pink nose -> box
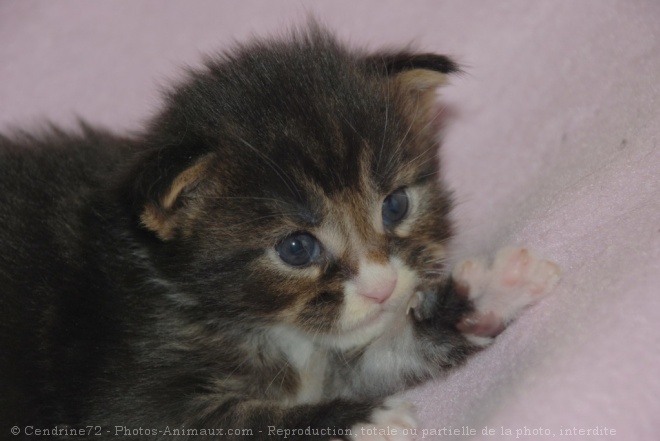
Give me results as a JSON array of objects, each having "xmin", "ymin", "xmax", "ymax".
[{"xmin": 358, "ymin": 274, "xmax": 397, "ymax": 304}]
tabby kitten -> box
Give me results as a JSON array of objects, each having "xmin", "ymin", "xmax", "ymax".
[{"xmin": 0, "ymin": 26, "xmax": 559, "ymax": 440}]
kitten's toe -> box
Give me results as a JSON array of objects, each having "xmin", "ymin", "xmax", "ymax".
[
  {"xmin": 455, "ymin": 246, "xmax": 561, "ymax": 338},
  {"xmin": 528, "ymin": 258, "xmax": 561, "ymax": 296},
  {"xmin": 350, "ymin": 397, "xmax": 417, "ymax": 441},
  {"xmin": 456, "ymin": 311, "xmax": 505, "ymax": 337},
  {"xmin": 452, "ymin": 258, "xmax": 488, "ymax": 299},
  {"xmin": 492, "ymin": 247, "xmax": 560, "ymax": 300}
]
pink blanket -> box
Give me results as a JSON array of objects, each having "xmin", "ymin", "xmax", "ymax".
[{"xmin": 2, "ymin": 1, "xmax": 658, "ymax": 439}]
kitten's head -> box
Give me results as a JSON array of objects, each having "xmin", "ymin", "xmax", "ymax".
[{"xmin": 129, "ymin": 27, "xmax": 458, "ymax": 349}]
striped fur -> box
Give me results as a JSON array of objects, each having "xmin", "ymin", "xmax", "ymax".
[{"xmin": 0, "ymin": 26, "xmax": 485, "ymax": 440}]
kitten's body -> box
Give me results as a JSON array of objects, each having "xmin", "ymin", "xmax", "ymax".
[{"xmin": 0, "ymin": 27, "xmax": 559, "ymax": 440}]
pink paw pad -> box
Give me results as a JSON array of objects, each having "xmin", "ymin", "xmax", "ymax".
[{"xmin": 453, "ymin": 247, "xmax": 560, "ymax": 338}]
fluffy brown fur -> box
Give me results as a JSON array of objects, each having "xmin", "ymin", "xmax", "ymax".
[{"xmin": 0, "ymin": 25, "xmax": 515, "ymax": 440}]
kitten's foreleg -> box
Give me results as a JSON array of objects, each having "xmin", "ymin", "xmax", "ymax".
[
  {"xmin": 405, "ymin": 246, "xmax": 560, "ymax": 377},
  {"xmin": 190, "ymin": 397, "xmax": 412, "ymax": 441},
  {"xmin": 450, "ymin": 246, "xmax": 560, "ymax": 343}
]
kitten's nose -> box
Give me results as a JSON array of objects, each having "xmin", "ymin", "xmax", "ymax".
[{"xmin": 356, "ymin": 263, "xmax": 398, "ymax": 304}]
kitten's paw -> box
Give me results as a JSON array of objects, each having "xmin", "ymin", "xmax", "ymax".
[
  {"xmin": 349, "ymin": 397, "xmax": 417, "ymax": 441},
  {"xmin": 454, "ymin": 247, "xmax": 560, "ymax": 338}
]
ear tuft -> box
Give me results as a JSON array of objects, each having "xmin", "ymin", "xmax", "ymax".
[{"xmin": 367, "ymin": 51, "xmax": 460, "ymax": 114}]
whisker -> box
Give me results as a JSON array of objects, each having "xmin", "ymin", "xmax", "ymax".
[
  {"xmin": 415, "ymin": 170, "xmax": 441, "ymax": 180},
  {"xmin": 236, "ymin": 136, "xmax": 302, "ymax": 200},
  {"xmin": 226, "ymin": 212, "xmax": 301, "ymax": 228},
  {"xmin": 384, "ymin": 98, "xmax": 423, "ymax": 174},
  {"xmin": 264, "ymin": 362, "xmax": 289, "ymax": 395},
  {"xmin": 197, "ymin": 195, "xmax": 289, "ymax": 205},
  {"xmin": 401, "ymin": 143, "xmax": 438, "ymax": 173},
  {"xmin": 338, "ymin": 111, "xmax": 367, "ymax": 145},
  {"xmin": 376, "ymin": 60, "xmax": 391, "ymax": 174},
  {"xmin": 407, "ymin": 102, "xmax": 449, "ymax": 145},
  {"xmin": 222, "ymin": 356, "xmax": 250, "ymax": 383},
  {"xmin": 311, "ymin": 319, "xmax": 326, "ymax": 347}
]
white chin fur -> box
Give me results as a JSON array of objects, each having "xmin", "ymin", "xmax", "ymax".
[{"xmin": 328, "ymin": 257, "xmax": 418, "ymax": 350}]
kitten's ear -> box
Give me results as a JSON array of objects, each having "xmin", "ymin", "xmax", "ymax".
[
  {"xmin": 367, "ymin": 51, "xmax": 460, "ymax": 110},
  {"xmin": 132, "ymin": 149, "xmax": 215, "ymax": 241},
  {"xmin": 367, "ymin": 51, "xmax": 460, "ymax": 78}
]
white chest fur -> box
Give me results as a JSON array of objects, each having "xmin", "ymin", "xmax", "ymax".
[{"xmin": 268, "ymin": 325, "xmax": 327, "ymax": 405}]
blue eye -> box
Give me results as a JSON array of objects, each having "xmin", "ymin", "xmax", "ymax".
[
  {"xmin": 276, "ymin": 233, "xmax": 320, "ymax": 266},
  {"xmin": 382, "ymin": 188, "xmax": 409, "ymax": 226}
]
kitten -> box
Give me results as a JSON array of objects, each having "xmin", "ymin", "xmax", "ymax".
[{"xmin": 0, "ymin": 26, "xmax": 560, "ymax": 440}]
